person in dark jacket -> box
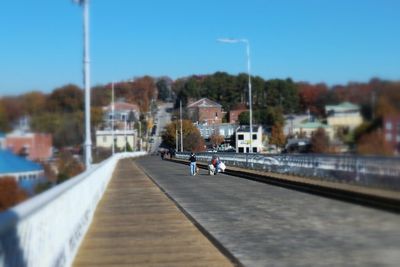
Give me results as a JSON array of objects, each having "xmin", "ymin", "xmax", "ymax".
[{"xmin": 189, "ymin": 152, "xmax": 197, "ymax": 176}]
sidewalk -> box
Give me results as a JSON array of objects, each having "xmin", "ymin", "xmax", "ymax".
[{"xmin": 74, "ymin": 158, "xmax": 233, "ymax": 267}]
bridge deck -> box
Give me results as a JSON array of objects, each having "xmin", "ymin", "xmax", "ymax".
[{"xmin": 73, "ymin": 159, "xmax": 232, "ymax": 267}]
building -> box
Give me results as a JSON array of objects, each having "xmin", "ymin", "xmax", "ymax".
[
  {"xmin": 325, "ymin": 102, "xmax": 363, "ymax": 132},
  {"xmin": 229, "ymin": 107, "xmax": 248, "ymax": 124},
  {"xmin": 235, "ymin": 125, "xmax": 263, "ymax": 153},
  {"xmin": 187, "ymin": 98, "xmax": 223, "ymax": 124},
  {"xmin": 196, "ymin": 123, "xmax": 237, "ymax": 140},
  {"xmin": 292, "ymin": 121, "xmax": 334, "ymax": 140},
  {"xmin": 383, "ymin": 115, "xmax": 400, "ymax": 154},
  {"xmin": 96, "ymin": 129, "xmax": 138, "ymax": 151},
  {"xmin": 5, "ymin": 132, "xmax": 53, "ymax": 161},
  {"xmin": 103, "ymin": 101, "xmax": 140, "ymax": 130},
  {"xmin": 0, "ymin": 149, "xmax": 44, "ymax": 182}
]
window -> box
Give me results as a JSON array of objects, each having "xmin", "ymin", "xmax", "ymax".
[
  {"xmin": 386, "ymin": 121, "xmax": 392, "ymax": 130},
  {"xmin": 397, "ymin": 135, "xmax": 400, "ymax": 142},
  {"xmin": 252, "ymin": 134, "xmax": 257, "ymax": 140},
  {"xmin": 386, "ymin": 133, "xmax": 392, "ymax": 141},
  {"xmin": 253, "ymin": 147, "xmax": 257, "ymax": 153},
  {"xmin": 239, "ymin": 147, "xmax": 244, "ymax": 153},
  {"xmin": 238, "ymin": 134, "xmax": 244, "ymax": 140},
  {"xmin": 246, "ymin": 147, "xmax": 249, "ymax": 153}
]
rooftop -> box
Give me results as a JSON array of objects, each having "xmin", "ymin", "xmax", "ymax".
[
  {"xmin": 187, "ymin": 98, "xmax": 221, "ymax": 108},
  {"xmin": 0, "ymin": 149, "xmax": 43, "ymax": 174},
  {"xmin": 325, "ymin": 102, "xmax": 360, "ymax": 112}
]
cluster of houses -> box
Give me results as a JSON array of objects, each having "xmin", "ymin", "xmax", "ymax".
[
  {"xmin": 185, "ymin": 98, "xmax": 400, "ymax": 155},
  {"xmin": 0, "ymin": 119, "xmax": 52, "ymax": 187}
]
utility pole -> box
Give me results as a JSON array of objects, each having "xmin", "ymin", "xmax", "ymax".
[
  {"xmin": 74, "ymin": 0, "xmax": 92, "ymax": 168},
  {"xmin": 111, "ymin": 82, "xmax": 115, "ymax": 155},
  {"xmin": 180, "ymin": 100, "xmax": 183, "ymax": 152}
]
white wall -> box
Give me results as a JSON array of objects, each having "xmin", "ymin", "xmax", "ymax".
[{"xmin": 0, "ymin": 152, "xmax": 146, "ymax": 267}]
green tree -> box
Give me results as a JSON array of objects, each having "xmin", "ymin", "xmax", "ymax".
[
  {"xmin": 238, "ymin": 111, "xmax": 250, "ymax": 125},
  {"xmin": 156, "ymin": 78, "xmax": 171, "ymax": 101}
]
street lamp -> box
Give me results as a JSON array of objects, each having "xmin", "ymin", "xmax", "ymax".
[
  {"xmin": 74, "ymin": 0, "xmax": 92, "ymax": 167},
  {"xmin": 217, "ymin": 38, "xmax": 253, "ymax": 153}
]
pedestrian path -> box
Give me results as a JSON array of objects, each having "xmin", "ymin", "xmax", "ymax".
[{"xmin": 73, "ymin": 158, "xmax": 233, "ymax": 267}]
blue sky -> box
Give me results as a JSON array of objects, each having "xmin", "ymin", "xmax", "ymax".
[{"xmin": 0, "ymin": 0, "xmax": 399, "ymax": 96}]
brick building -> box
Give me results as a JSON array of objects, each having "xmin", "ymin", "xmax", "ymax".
[
  {"xmin": 187, "ymin": 98, "xmax": 223, "ymax": 124},
  {"xmin": 5, "ymin": 132, "xmax": 53, "ymax": 161},
  {"xmin": 229, "ymin": 108, "xmax": 248, "ymax": 124},
  {"xmin": 383, "ymin": 115, "xmax": 400, "ymax": 154}
]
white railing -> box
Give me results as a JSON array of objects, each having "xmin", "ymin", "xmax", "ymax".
[{"xmin": 0, "ymin": 152, "xmax": 146, "ymax": 267}]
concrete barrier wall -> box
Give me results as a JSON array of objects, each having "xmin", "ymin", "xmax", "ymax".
[{"xmin": 0, "ymin": 152, "xmax": 146, "ymax": 267}]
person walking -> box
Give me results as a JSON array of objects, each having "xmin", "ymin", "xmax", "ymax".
[{"xmin": 189, "ymin": 152, "xmax": 197, "ymax": 176}]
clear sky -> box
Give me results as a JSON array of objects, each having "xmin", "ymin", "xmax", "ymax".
[{"xmin": 0, "ymin": 0, "xmax": 399, "ymax": 96}]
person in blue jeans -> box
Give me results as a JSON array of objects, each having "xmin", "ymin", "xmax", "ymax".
[{"xmin": 189, "ymin": 152, "xmax": 197, "ymax": 176}]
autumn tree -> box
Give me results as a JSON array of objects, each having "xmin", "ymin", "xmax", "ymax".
[
  {"xmin": 356, "ymin": 131, "xmax": 393, "ymax": 156},
  {"xmin": 0, "ymin": 101, "xmax": 10, "ymax": 132},
  {"xmin": 46, "ymin": 84, "xmax": 83, "ymax": 113},
  {"xmin": 162, "ymin": 120, "xmax": 205, "ymax": 152},
  {"xmin": 22, "ymin": 91, "xmax": 46, "ymax": 115},
  {"xmin": 269, "ymin": 123, "xmax": 286, "ymax": 148},
  {"xmin": 210, "ymin": 133, "xmax": 224, "ymax": 148},
  {"xmin": 0, "ymin": 177, "xmax": 28, "ymax": 211},
  {"xmin": 297, "ymin": 82, "xmax": 329, "ymax": 116},
  {"xmin": 310, "ymin": 128, "xmax": 330, "ymax": 153},
  {"xmin": 57, "ymin": 150, "xmax": 85, "ymax": 183}
]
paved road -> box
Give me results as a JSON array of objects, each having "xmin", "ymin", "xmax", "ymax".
[
  {"xmin": 136, "ymin": 156, "xmax": 400, "ymax": 267},
  {"xmin": 150, "ymin": 102, "xmax": 173, "ymax": 153}
]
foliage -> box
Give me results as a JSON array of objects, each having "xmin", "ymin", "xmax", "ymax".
[
  {"xmin": 0, "ymin": 177, "xmax": 28, "ymax": 211},
  {"xmin": 356, "ymin": 131, "xmax": 393, "ymax": 156},
  {"xmin": 162, "ymin": 120, "xmax": 205, "ymax": 152},
  {"xmin": 210, "ymin": 134, "xmax": 224, "ymax": 148},
  {"xmin": 0, "ymin": 101, "xmax": 10, "ymax": 132},
  {"xmin": 269, "ymin": 123, "xmax": 286, "ymax": 148},
  {"xmin": 238, "ymin": 111, "xmax": 249, "ymax": 125},
  {"xmin": 172, "ymin": 73, "xmax": 300, "ymax": 114},
  {"xmin": 34, "ymin": 182, "xmax": 53, "ymax": 195},
  {"xmin": 156, "ymin": 78, "xmax": 171, "ymax": 101},
  {"xmin": 46, "ymin": 84, "xmax": 83, "ymax": 113},
  {"xmin": 57, "ymin": 151, "xmax": 85, "ymax": 184},
  {"xmin": 310, "ymin": 128, "xmax": 330, "ymax": 153}
]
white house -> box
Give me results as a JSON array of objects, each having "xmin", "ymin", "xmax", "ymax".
[
  {"xmin": 103, "ymin": 101, "xmax": 140, "ymax": 130},
  {"xmin": 325, "ymin": 102, "xmax": 363, "ymax": 131},
  {"xmin": 235, "ymin": 125, "xmax": 263, "ymax": 153},
  {"xmin": 292, "ymin": 121, "xmax": 335, "ymax": 140},
  {"xmin": 96, "ymin": 129, "xmax": 137, "ymax": 151}
]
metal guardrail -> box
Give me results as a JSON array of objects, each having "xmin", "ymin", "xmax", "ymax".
[{"xmin": 175, "ymin": 152, "xmax": 400, "ymax": 191}]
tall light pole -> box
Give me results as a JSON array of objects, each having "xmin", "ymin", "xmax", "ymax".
[
  {"xmin": 180, "ymin": 100, "xmax": 183, "ymax": 152},
  {"xmin": 74, "ymin": 0, "xmax": 92, "ymax": 167},
  {"xmin": 217, "ymin": 38, "xmax": 253, "ymax": 153},
  {"xmin": 111, "ymin": 82, "xmax": 115, "ymax": 155}
]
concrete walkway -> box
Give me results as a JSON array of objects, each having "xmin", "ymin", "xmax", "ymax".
[
  {"xmin": 73, "ymin": 159, "xmax": 233, "ymax": 267},
  {"xmin": 136, "ymin": 156, "xmax": 400, "ymax": 267}
]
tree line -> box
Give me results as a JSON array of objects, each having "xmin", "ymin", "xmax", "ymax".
[{"xmin": 0, "ymin": 76, "xmax": 158, "ymax": 149}]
